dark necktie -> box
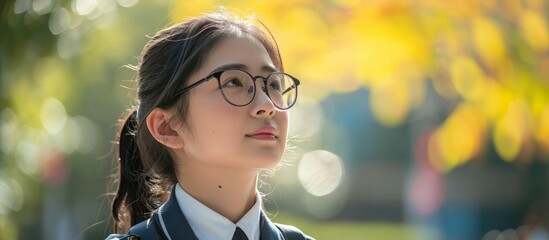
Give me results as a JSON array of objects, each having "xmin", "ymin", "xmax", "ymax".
[{"xmin": 232, "ymin": 226, "xmax": 249, "ymax": 240}]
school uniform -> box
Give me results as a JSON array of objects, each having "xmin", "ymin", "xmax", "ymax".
[{"xmin": 106, "ymin": 184, "xmax": 313, "ymax": 240}]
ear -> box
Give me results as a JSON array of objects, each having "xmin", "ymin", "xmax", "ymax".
[{"xmin": 146, "ymin": 108, "xmax": 184, "ymax": 149}]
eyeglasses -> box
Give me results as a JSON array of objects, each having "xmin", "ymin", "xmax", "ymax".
[{"xmin": 173, "ymin": 69, "xmax": 300, "ymax": 110}]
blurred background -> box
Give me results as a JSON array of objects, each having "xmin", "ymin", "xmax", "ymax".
[{"xmin": 1, "ymin": 0, "xmax": 549, "ymax": 239}]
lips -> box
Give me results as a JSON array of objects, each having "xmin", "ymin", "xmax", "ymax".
[{"xmin": 246, "ymin": 126, "xmax": 278, "ymax": 140}]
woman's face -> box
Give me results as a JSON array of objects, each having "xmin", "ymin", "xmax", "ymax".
[{"xmin": 174, "ymin": 35, "xmax": 288, "ymax": 171}]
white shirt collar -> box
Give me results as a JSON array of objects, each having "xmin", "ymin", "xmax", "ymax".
[{"xmin": 175, "ymin": 183, "xmax": 261, "ymax": 240}]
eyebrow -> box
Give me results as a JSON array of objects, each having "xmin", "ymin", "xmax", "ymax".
[{"xmin": 209, "ymin": 63, "xmax": 278, "ymax": 74}]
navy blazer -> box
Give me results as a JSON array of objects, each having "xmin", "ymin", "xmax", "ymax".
[{"xmin": 106, "ymin": 189, "xmax": 314, "ymax": 240}]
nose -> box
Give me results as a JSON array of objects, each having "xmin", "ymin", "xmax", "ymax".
[{"xmin": 250, "ymin": 82, "xmax": 275, "ymax": 119}]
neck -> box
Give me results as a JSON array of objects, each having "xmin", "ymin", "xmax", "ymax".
[{"xmin": 176, "ymin": 161, "xmax": 259, "ymax": 223}]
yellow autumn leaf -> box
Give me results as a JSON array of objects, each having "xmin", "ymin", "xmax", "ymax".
[
  {"xmin": 449, "ymin": 57, "xmax": 486, "ymax": 102},
  {"xmin": 370, "ymin": 77, "xmax": 411, "ymax": 127},
  {"xmin": 493, "ymin": 101, "xmax": 530, "ymax": 161},
  {"xmin": 479, "ymin": 80, "xmax": 514, "ymax": 122},
  {"xmin": 537, "ymin": 104, "xmax": 549, "ymax": 150},
  {"xmin": 471, "ymin": 16, "xmax": 506, "ymax": 69},
  {"xmin": 436, "ymin": 104, "xmax": 485, "ymax": 170},
  {"xmin": 519, "ymin": 9, "xmax": 549, "ymax": 51}
]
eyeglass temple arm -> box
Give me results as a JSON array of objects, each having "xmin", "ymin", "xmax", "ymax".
[
  {"xmin": 281, "ymin": 79, "xmax": 300, "ymax": 95},
  {"xmin": 282, "ymin": 85, "xmax": 296, "ymax": 95},
  {"xmin": 173, "ymin": 75, "xmax": 214, "ymax": 97}
]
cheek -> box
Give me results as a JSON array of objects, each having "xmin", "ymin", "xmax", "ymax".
[
  {"xmin": 182, "ymin": 106, "xmax": 243, "ymax": 159},
  {"xmin": 193, "ymin": 92, "xmax": 238, "ymax": 127},
  {"xmin": 199, "ymin": 105, "xmax": 244, "ymax": 140}
]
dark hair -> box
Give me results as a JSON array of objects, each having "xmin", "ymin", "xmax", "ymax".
[{"xmin": 110, "ymin": 10, "xmax": 283, "ymax": 233}]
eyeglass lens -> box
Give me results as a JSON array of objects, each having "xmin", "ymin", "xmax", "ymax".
[{"xmin": 218, "ymin": 70, "xmax": 297, "ymax": 109}]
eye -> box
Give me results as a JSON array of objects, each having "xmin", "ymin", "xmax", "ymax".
[
  {"xmin": 268, "ymin": 78, "xmax": 282, "ymax": 91},
  {"xmin": 222, "ymin": 77, "xmax": 245, "ymax": 88},
  {"xmin": 269, "ymin": 81, "xmax": 280, "ymax": 91}
]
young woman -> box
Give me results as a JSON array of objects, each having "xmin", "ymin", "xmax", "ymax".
[{"xmin": 106, "ymin": 10, "xmax": 313, "ymax": 240}]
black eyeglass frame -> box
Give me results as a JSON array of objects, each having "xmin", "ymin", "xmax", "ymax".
[{"xmin": 172, "ymin": 69, "xmax": 301, "ymax": 110}]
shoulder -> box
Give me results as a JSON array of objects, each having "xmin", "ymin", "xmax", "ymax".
[
  {"xmin": 129, "ymin": 218, "xmax": 163, "ymax": 239},
  {"xmin": 105, "ymin": 218, "xmax": 162, "ymax": 240},
  {"xmin": 274, "ymin": 223, "xmax": 315, "ymax": 240},
  {"xmin": 105, "ymin": 234, "xmax": 138, "ymax": 240}
]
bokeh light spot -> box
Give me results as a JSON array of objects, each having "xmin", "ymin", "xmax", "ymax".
[
  {"xmin": 450, "ymin": 57, "xmax": 486, "ymax": 102},
  {"xmin": 93, "ymin": 7, "xmax": 117, "ymax": 29},
  {"xmin": 7, "ymin": 179, "xmax": 23, "ymax": 212},
  {"xmin": 370, "ymin": 79, "xmax": 411, "ymax": 127},
  {"xmin": 427, "ymin": 132, "xmax": 447, "ymax": 173},
  {"xmin": 57, "ymin": 30, "xmax": 82, "ymax": 59},
  {"xmin": 73, "ymin": 0, "xmax": 98, "ymax": 16},
  {"xmin": 482, "ymin": 230, "xmax": 501, "ymax": 240},
  {"xmin": 52, "ymin": 117, "xmax": 80, "ymax": 154},
  {"xmin": 15, "ymin": 141, "xmax": 39, "ymax": 176},
  {"xmin": 520, "ymin": 10, "xmax": 549, "ymax": 51},
  {"xmin": 428, "ymin": 104, "xmax": 486, "ymax": 172},
  {"xmin": 40, "ymin": 98, "xmax": 67, "ymax": 134},
  {"xmin": 73, "ymin": 116, "xmax": 99, "ymax": 153},
  {"xmin": 537, "ymin": 104, "xmax": 549, "ymax": 150},
  {"xmin": 49, "ymin": 7, "xmax": 71, "ymax": 35},
  {"xmin": 298, "ymin": 150, "xmax": 344, "ymax": 197},
  {"xmin": 40, "ymin": 150, "xmax": 67, "ymax": 186},
  {"xmin": 117, "ymin": 0, "xmax": 139, "ymax": 8},
  {"xmin": 494, "ymin": 101, "xmax": 529, "ymax": 161},
  {"xmin": 409, "ymin": 170, "xmax": 445, "ymax": 216},
  {"xmin": 0, "ymin": 177, "xmax": 12, "ymax": 215},
  {"xmin": 472, "ymin": 17, "xmax": 506, "ymax": 69},
  {"xmin": 32, "ymin": 0, "xmax": 52, "ymax": 15},
  {"xmin": 13, "ymin": 0, "xmax": 31, "ymax": 14}
]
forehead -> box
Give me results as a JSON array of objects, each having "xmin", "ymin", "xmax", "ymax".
[{"xmin": 199, "ymin": 36, "xmax": 275, "ymax": 74}]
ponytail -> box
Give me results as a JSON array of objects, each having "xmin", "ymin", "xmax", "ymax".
[{"xmin": 111, "ymin": 110, "xmax": 162, "ymax": 232}]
